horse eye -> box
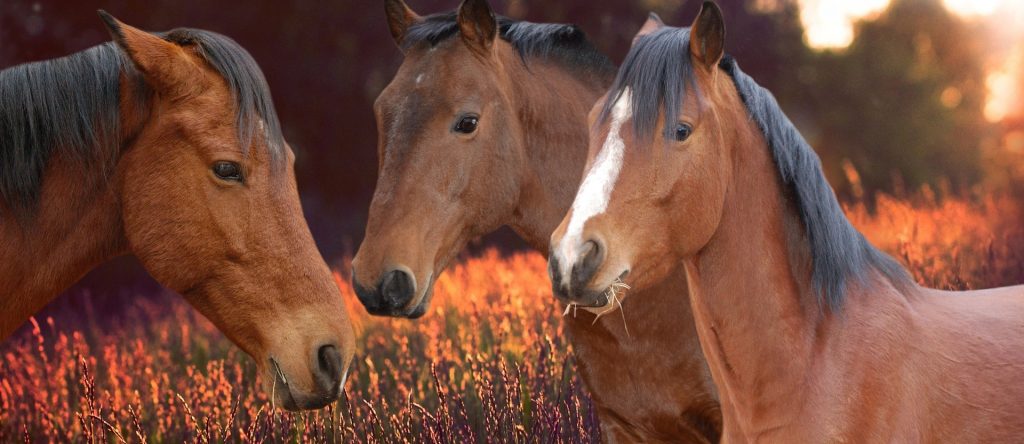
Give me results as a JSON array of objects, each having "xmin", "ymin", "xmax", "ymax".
[
  {"xmin": 674, "ymin": 123, "xmax": 693, "ymax": 142},
  {"xmin": 213, "ymin": 161, "xmax": 243, "ymax": 181},
  {"xmin": 454, "ymin": 115, "xmax": 479, "ymax": 134}
]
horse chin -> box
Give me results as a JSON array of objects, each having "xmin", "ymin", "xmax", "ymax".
[
  {"xmin": 265, "ymin": 359, "xmax": 301, "ymax": 411},
  {"xmin": 266, "ymin": 357, "xmax": 341, "ymax": 411}
]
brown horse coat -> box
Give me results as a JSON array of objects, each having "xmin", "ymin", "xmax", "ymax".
[
  {"xmin": 0, "ymin": 14, "xmax": 354, "ymax": 411},
  {"xmin": 352, "ymin": 0, "xmax": 721, "ymax": 441},
  {"xmin": 551, "ymin": 2, "xmax": 1024, "ymax": 441}
]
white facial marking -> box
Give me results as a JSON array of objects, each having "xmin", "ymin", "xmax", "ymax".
[
  {"xmin": 557, "ymin": 89, "xmax": 632, "ymax": 277},
  {"xmin": 415, "ymin": 73, "xmax": 424, "ymax": 85}
]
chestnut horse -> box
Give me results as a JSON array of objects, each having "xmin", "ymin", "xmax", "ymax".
[
  {"xmin": 551, "ymin": 2, "xmax": 1024, "ymax": 441},
  {"xmin": 0, "ymin": 13, "xmax": 354, "ymax": 411},
  {"xmin": 352, "ymin": 0, "xmax": 719, "ymax": 441}
]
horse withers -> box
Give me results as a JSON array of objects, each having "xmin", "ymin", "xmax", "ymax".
[
  {"xmin": 551, "ymin": 2, "xmax": 1024, "ymax": 441},
  {"xmin": 0, "ymin": 14, "xmax": 354, "ymax": 411}
]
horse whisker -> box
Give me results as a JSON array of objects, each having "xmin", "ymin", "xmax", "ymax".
[
  {"xmin": 591, "ymin": 278, "xmax": 631, "ymax": 337},
  {"xmin": 270, "ymin": 358, "xmax": 290, "ymax": 412},
  {"xmin": 616, "ymin": 293, "xmax": 630, "ymax": 338},
  {"xmin": 562, "ymin": 302, "xmax": 579, "ymax": 318}
]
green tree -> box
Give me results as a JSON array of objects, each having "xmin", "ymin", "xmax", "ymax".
[{"xmin": 800, "ymin": 0, "xmax": 992, "ymax": 195}]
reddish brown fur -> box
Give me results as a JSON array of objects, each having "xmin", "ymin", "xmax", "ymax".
[
  {"xmin": 0, "ymin": 16, "xmax": 354, "ymax": 411},
  {"xmin": 353, "ymin": 1, "xmax": 721, "ymax": 441},
  {"xmin": 554, "ymin": 3, "xmax": 1024, "ymax": 441}
]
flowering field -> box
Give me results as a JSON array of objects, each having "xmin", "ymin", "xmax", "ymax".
[{"xmin": 3, "ymin": 188, "xmax": 1024, "ymax": 442}]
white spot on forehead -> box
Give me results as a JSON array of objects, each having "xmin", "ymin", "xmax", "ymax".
[
  {"xmin": 415, "ymin": 73, "xmax": 424, "ymax": 85},
  {"xmin": 557, "ymin": 89, "xmax": 632, "ymax": 275}
]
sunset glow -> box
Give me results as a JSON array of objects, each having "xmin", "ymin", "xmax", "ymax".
[
  {"xmin": 798, "ymin": 0, "xmax": 890, "ymax": 49},
  {"xmin": 985, "ymin": 50, "xmax": 1021, "ymax": 122},
  {"xmin": 943, "ymin": 0, "xmax": 1001, "ymax": 16},
  {"xmin": 799, "ymin": 0, "xmax": 1022, "ymax": 50},
  {"xmin": 799, "ymin": 0, "xmax": 1024, "ymax": 122}
]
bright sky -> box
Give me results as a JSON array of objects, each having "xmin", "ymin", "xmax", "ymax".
[{"xmin": 798, "ymin": 0, "xmax": 1024, "ymax": 122}]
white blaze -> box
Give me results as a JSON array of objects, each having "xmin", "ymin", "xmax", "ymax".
[{"xmin": 557, "ymin": 89, "xmax": 632, "ymax": 277}]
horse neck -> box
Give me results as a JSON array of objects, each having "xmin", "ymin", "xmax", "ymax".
[
  {"xmin": 0, "ymin": 74, "xmax": 148, "ymax": 339},
  {"xmin": 684, "ymin": 109, "xmax": 823, "ymax": 437},
  {"xmin": 504, "ymin": 59, "xmax": 611, "ymax": 253}
]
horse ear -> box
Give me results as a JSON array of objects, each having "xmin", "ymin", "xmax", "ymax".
[
  {"xmin": 689, "ymin": 1, "xmax": 725, "ymax": 71},
  {"xmin": 457, "ymin": 0, "xmax": 497, "ymax": 56},
  {"xmin": 97, "ymin": 10, "xmax": 198, "ymax": 91},
  {"xmin": 632, "ymin": 12, "xmax": 665, "ymax": 46},
  {"xmin": 384, "ymin": 0, "xmax": 422, "ymax": 48}
]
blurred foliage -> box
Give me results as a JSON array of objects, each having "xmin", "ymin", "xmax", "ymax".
[
  {"xmin": 5, "ymin": 186, "xmax": 1024, "ymax": 440},
  {"xmin": 800, "ymin": 0, "xmax": 993, "ymax": 196}
]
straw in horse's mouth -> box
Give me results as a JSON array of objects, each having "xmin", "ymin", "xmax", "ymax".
[{"xmin": 561, "ymin": 277, "xmax": 632, "ymax": 337}]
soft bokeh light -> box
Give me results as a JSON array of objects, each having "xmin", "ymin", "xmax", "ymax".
[
  {"xmin": 985, "ymin": 50, "xmax": 1022, "ymax": 122},
  {"xmin": 799, "ymin": 0, "xmax": 1022, "ymax": 49},
  {"xmin": 798, "ymin": 0, "xmax": 890, "ymax": 49},
  {"xmin": 943, "ymin": 0, "xmax": 1001, "ymax": 16},
  {"xmin": 799, "ymin": 0, "xmax": 1024, "ymax": 122}
]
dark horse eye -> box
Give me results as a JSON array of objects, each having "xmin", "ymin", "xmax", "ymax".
[
  {"xmin": 674, "ymin": 123, "xmax": 693, "ymax": 142},
  {"xmin": 213, "ymin": 161, "xmax": 243, "ymax": 181},
  {"xmin": 454, "ymin": 115, "xmax": 479, "ymax": 134}
]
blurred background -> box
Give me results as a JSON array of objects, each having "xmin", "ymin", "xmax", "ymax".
[{"xmin": 2, "ymin": 0, "xmax": 1023, "ymax": 324}]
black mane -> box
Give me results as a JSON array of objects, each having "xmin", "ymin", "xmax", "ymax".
[
  {"xmin": 402, "ymin": 11, "xmax": 614, "ymax": 78},
  {"xmin": 602, "ymin": 26, "xmax": 911, "ymax": 310},
  {"xmin": 0, "ymin": 28, "xmax": 284, "ymax": 218}
]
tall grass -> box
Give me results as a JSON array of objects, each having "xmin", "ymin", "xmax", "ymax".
[{"xmin": 3, "ymin": 188, "xmax": 1023, "ymax": 442}]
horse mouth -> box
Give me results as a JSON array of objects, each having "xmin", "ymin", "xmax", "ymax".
[
  {"xmin": 562, "ymin": 270, "xmax": 632, "ymax": 319},
  {"xmin": 270, "ymin": 357, "xmax": 300, "ymax": 411},
  {"xmin": 401, "ymin": 275, "xmax": 436, "ymax": 319},
  {"xmin": 269, "ymin": 356, "xmax": 345, "ymax": 411},
  {"xmin": 558, "ymin": 269, "xmax": 631, "ymax": 309}
]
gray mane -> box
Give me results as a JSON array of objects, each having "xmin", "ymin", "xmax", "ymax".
[
  {"xmin": 602, "ymin": 26, "xmax": 911, "ymax": 310},
  {"xmin": 0, "ymin": 27, "xmax": 284, "ymax": 218},
  {"xmin": 402, "ymin": 12, "xmax": 615, "ymax": 78}
]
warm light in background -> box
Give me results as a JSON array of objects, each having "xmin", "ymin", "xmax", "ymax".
[
  {"xmin": 942, "ymin": 0, "xmax": 1001, "ymax": 16},
  {"xmin": 986, "ymin": 51, "xmax": 1021, "ymax": 122},
  {"xmin": 799, "ymin": 0, "xmax": 1023, "ymax": 122},
  {"xmin": 799, "ymin": 0, "xmax": 1017, "ymax": 50},
  {"xmin": 798, "ymin": 0, "xmax": 889, "ymax": 49}
]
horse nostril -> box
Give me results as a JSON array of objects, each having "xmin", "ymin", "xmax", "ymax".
[
  {"xmin": 352, "ymin": 266, "xmax": 384, "ymax": 313},
  {"xmin": 549, "ymin": 253, "xmax": 566, "ymax": 297},
  {"xmin": 571, "ymin": 239, "xmax": 604, "ymax": 294},
  {"xmin": 380, "ymin": 269, "xmax": 415, "ymax": 310},
  {"xmin": 316, "ymin": 344, "xmax": 343, "ymax": 387}
]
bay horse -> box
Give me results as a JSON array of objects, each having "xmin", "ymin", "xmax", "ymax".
[
  {"xmin": 0, "ymin": 13, "xmax": 355, "ymax": 411},
  {"xmin": 551, "ymin": 2, "xmax": 1024, "ymax": 441},
  {"xmin": 352, "ymin": 0, "xmax": 720, "ymax": 441}
]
